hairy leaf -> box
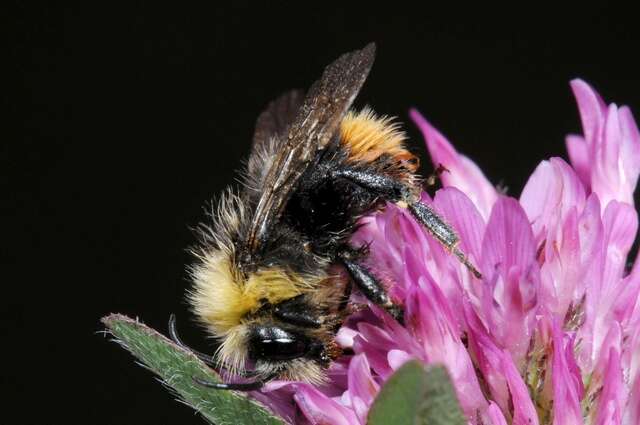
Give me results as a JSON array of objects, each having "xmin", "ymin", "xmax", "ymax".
[{"xmin": 102, "ymin": 314, "xmax": 285, "ymax": 425}]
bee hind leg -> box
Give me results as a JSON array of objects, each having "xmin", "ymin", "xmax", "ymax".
[
  {"xmin": 332, "ymin": 166, "xmax": 481, "ymax": 278},
  {"xmin": 407, "ymin": 202, "xmax": 482, "ymax": 279}
]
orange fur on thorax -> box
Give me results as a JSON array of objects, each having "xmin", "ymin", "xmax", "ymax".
[{"xmin": 339, "ymin": 108, "xmax": 418, "ymax": 171}]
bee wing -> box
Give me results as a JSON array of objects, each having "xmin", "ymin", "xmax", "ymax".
[
  {"xmin": 245, "ymin": 43, "xmax": 376, "ymax": 255},
  {"xmin": 252, "ymin": 89, "xmax": 305, "ymax": 149}
]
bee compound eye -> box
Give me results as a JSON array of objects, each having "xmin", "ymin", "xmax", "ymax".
[{"xmin": 249, "ymin": 326, "xmax": 310, "ymax": 361}]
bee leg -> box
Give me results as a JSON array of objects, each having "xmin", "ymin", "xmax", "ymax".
[
  {"xmin": 333, "ymin": 167, "xmax": 482, "ymax": 278},
  {"xmin": 338, "ymin": 253, "xmax": 403, "ymax": 323},
  {"xmin": 192, "ymin": 373, "xmax": 278, "ymax": 391},
  {"xmin": 407, "ymin": 202, "xmax": 482, "ymax": 279},
  {"xmin": 332, "ymin": 167, "xmax": 412, "ymax": 200},
  {"xmin": 272, "ymin": 295, "xmax": 323, "ymax": 328},
  {"xmin": 168, "ymin": 314, "xmax": 217, "ymax": 367},
  {"xmin": 168, "ymin": 315, "xmax": 261, "ymax": 377},
  {"xmin": 193, "ymin": 377, "xmax": 265, "ymax": 391}
]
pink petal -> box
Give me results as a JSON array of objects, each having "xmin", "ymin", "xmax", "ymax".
[
  {"xmin": 538, "ymin": 206, "xmax": 581, "ymax": 318},
  {"xmin": 480, "ymin": 196, "xmax": 540, "ymax": 363},
  {"xmin": 570, "ymin": 79, "xmax": 607, "ymax": 150},
  {"xmin": 431, "ymin": 187, "xmax": 486, "ymax": 319},
  {"xmin": 386, "ymin": 349, "xmax": 412, "ymax": 370},
  {"xmin": 326, "ymin": 359, "xmax": 350, "ymax": 395},
  {"xmin": 551, "ymin": 321, "xmax": 584, "ymax": 425},
  {"xmin": 353, "ymin": 205, "xmax": 417, "ymax": 298},
  {"xmin": 372, "ymin": 304, "xmax": 424, "ymax": 355},
  {"xmin": 549, "ymin": 157, "xmax": 587, "ymax": 210},
  {"xmin": 624, "ymin": 326, "xmax": 640, "ymax": 416},
  {"xmin": 464, "ymin": 300, "xmax": 510, "ymax": 413},
  {"xmin": 591, "ymin": 104, "xmax": 625, "ymax": 207},
  {"xmin": 580, "ymin": 202, "xmax": 637, "ymax": 373},
  {"xmin": 482, "ymin": 197, "xmax": 538, "ymax": 285},
  {"xmin": 483, "ymin": 402, "xmax": 509, "ymax": 425},
  {"xmin": 352, "ymin": 325, "xmax": 394, "ymax": 378},
  {"xmin": 593, "ymin": 323, "xmax": 623, "ymax": 392},
  {"xmin": 566, "ymin": 134, "xmax": 591, "ymax": 189},
  {"xmin": 410, "ymin": 108, "xmax": 498, "ymax": 220},
  {"xmin": 406, "ymin": 276, "xmax": 487, "ymax": 416},
  {"xmin": 354, "ymin": 311, "xmax": 421, "ymax": 379},
  {"xmin": 335, "ymin": 327, "xmax": 358, "ymax": 349},
  {"xmin": 627, "ymin": 312, "xmax": 640, "ymax": 384},
  {"xmin": 346, "ymin": 354, "xmax": 379, "ymax": 423},
  {"xmin": 602, "ymin": 201, "xmax": 638, "ymax": 289},
  {"xmin": 399, "ymin": 203, "xmax": 446, "ymax": 285},
  {"xmin": 564, "ymin": 334, "xmax": 585, "ymax": 401},
  {"xmin": 575, "ymin": 196, "xmax": 606, "ymax": 371},
  {"xmin": 433, "ymin": 187, "xmax": 485, "ymax": 265},
  {"xmin": 520, "ymin": 160, "xmax": 560, "ymax": 241},
  {"xmin": 575, "ymin": 194, "xmax": 604, "ymax": 304},
  {"xmin": 569, "ymin": 79, "xmax": 640, "ymax": 207},
  {"xmin": 502, "ymin": 350, "xmax": 539, "ymax": 425},
  {"xmin": 619, "ymin": 106, "xmax": 640, "ymax": 194},
  {"xmin": 624, "ymin": 371, "xmax": 640, "ymax": 425},
  {"xmin": 520, "ymin": 157, "xmax": 586, "ymax": 243},
  {"xmin": 253, "ymin": 383, "xmax": 301, "ymax": 424},
  {"xmin": 595, "ymin": 347, "xmax": 625, "ymax": 425},
  {"xmin": 348, "ymin": 397, "xmax": 368, "ymax": 425},
  {"xmin": 615, "ymin": 260, "xmax": 640, "ymax": 329},
  {"xmin": 294, "ymin": 384, "xmax": 359, "ymax": 425}
]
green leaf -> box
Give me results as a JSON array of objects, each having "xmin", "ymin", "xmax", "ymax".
[
  {"xmin": 367, "ymin": 361, "xmax": 466, "ymax": 425},
  {"xmin": 102, "ymin": 314, "xmax": 285, "ymax": 425}
]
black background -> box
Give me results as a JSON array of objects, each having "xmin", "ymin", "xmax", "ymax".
[{"xmin": 7, "ymin": 3, "xmax": 640, "ymax": 424}]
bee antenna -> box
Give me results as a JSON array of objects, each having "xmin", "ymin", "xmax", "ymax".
[
  {"xmin": 192, "ymin": 373, "xmax": 277, "ymax": 391},
  {"xmin": 168, "ymin": 314, "xmax": 217, "ymax": 367}
]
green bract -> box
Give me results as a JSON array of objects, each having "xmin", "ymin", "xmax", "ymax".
[
  {"xmin": 368, "ymin": 361, "xmax": 466, "ymax": 425},
  {"xmin": 102, "ymin": 314, "xmax": 285, "ymax": 425}
]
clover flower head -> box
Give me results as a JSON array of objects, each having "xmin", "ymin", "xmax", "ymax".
[{"xmin": 255, "ymin": 79, "xmax": 640, "ymax": 425}]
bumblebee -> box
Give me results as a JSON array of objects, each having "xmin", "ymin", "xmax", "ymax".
[{"xmin": 169, "ymin": 43, "xmax": 481, "ymax": 390}]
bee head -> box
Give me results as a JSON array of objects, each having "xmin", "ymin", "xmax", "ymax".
[
  {"xmin": 210, "ymin": 317, "xmax": 337, "ymax": 385},
  {"xmin": 242, "ymin": 321, "xmax": 337, "ymax": 383},
  {"xmin": 248, "ymin": 325, "xmax": 320, "ymax": 362}
]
